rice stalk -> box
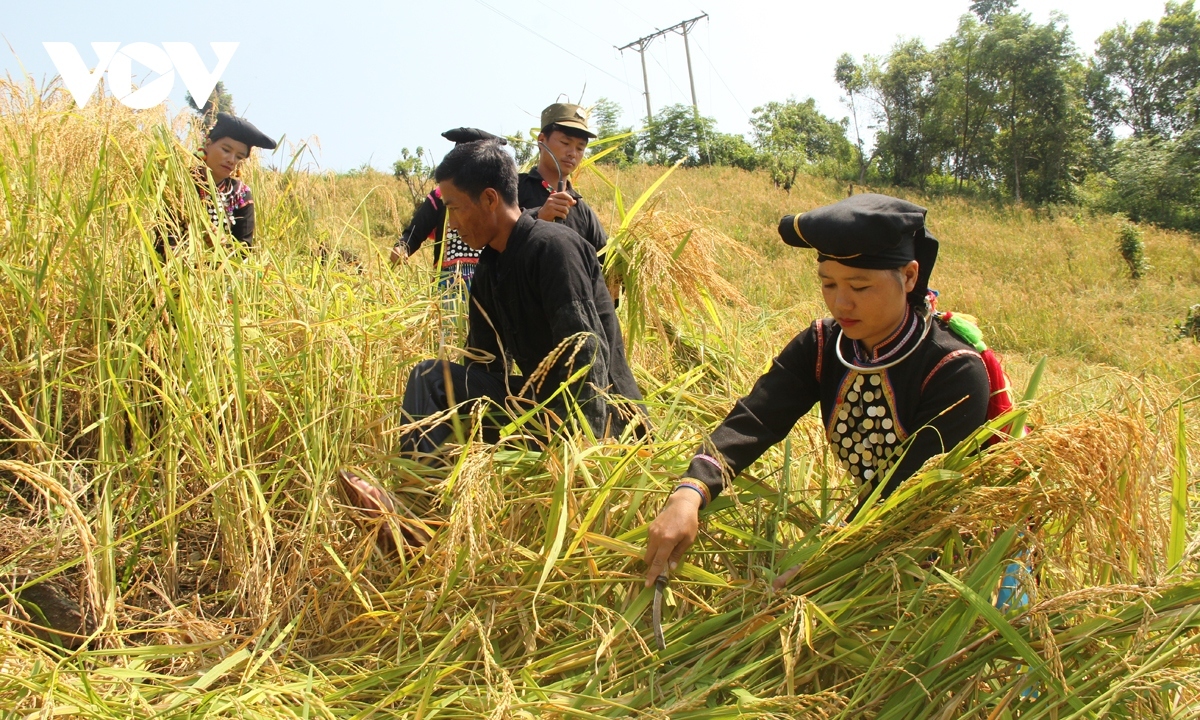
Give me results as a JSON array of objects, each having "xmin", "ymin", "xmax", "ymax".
[{"xmin": 0, "ymin": 75, "xmax": 1197, "ymax": 719}]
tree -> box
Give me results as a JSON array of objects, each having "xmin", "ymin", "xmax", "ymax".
[
  {"xmin": 835, "ymin": 53, "xmax": 872, "ymax": 183},
  {"xmin": 750, "ymin": 98, "xmax": 851, "ymax": 162},
  {"xmin": 1096, "ymin": 98, "xmax": 1200, "ymax": 231},
  {"xmin": 1090, "ymin": 1, "xmax": 1200, "ymax": 139},
  {"xmin": 970, "ymin": 0, "xmax": 1015, "ymax": 24},
  {"xmin": 591, "ymin": 97, "xmax": 625, "ymax": 138},
  {"xmin": 702, "ymin": 132, "xmax": 761, "ymax": 171},
  {"xmin": 1101, "ymin": 136, "xmax": 1198, "ymax": 229},
  {"xmin": 589, "ymin": 97, "xmax": 639, "ymax": 165},
  {"xmin": 863, "ymin": 40, "xmax": 940, "ymax": 187},
  {"xmin": 641, "ymin": 104, "xmax": 716, "ymax": 166},
  {"xmin": 507, "ymin": 132, "xmax": 537, "ymax": 167},
  {"xmin": 981, "ymin": 11, "xmax": 1088, "ymax": 203},
  {"xmin": 749, "ymin": 98, "xmax": 853, "ymax": 188},
  {"xmin": 185, "ymin": 81, "xmax": 235, "ymax": 126},
  {"xmin": 934, "ymin": 15, "xmax": 997, "ymax": 189},
  {"xmin": 392, "ymin": 147, "xmax": 434, "ymax": 207}
]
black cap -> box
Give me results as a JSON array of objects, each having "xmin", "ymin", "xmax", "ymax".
[
  {"xmin": 441, "ymin": 127, "xmax": 507, "ymax": 145},
  {"xmin": 208, "ymin": 113, "xmax": 277, "ymax": 150},
  {"xmin": 779, "ymin": 193, "xmax": 939, "ymax": 304}
]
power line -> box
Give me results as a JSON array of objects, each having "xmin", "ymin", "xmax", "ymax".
[
  {"xmin": 609, "ymin": 0, "xmax": 659, "ymax": 31},
  {"xmin": 693, "ymin": 38, "xmax": 751, "ymax": 121},
  {"xmin": 620, "ymin": 51, "xmax": 639, "ymax": 121},
  {"xmin": 617, "ymin": 13, "xmax": 708, "ymax": 124},
  {"xmin": 471, "ymin": 0, "xmax": 637, "ymax": 90},
  {"xmin": 529, "ymin": 0, "xmax": 620, "ymax": 54},
  {"xmin": 646, "ymin": 41, "xmax": 691, "ymax": 101},
  {"xmin": 706, "ymin": 17, "xmax": 715, "ymax": 125}
]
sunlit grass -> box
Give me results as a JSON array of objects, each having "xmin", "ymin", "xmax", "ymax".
[{"xmin": 1, "ymin": 80, "xmax": 1198, "ymax": 718}]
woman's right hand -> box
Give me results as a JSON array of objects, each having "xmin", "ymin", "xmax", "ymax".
[
  {"xmin": 643, "ymin": 488, "xmax": 702, "ymax": 587},
  {"xmin": 390, "ymin": 245, "xmax": 408, "ymax": 266}
]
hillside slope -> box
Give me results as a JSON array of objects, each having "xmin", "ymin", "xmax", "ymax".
[{"xmin": 1, "ymin": 94, "xmax": 1198, "ymax": 718}]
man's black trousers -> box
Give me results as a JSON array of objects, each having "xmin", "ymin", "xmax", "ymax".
[{"xmin": 399, "ymin": 359, "xmax": 528, "ymax": 454}]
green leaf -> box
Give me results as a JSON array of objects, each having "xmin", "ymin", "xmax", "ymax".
[
  {"xmin": 934, "ymin": 567, "xmax": 1084, "ymax": 712},
  {"xmin": 1169, "ymin": 400, "xmax": 1189, "ymax": 571}
]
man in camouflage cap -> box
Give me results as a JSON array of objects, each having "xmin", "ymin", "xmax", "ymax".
[{"xmin": 517, "ymin": 102, "xmax": 607, "ymax": 254}]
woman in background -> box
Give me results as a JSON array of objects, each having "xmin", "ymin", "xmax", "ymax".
[
  {"xmin": 390, "ymin": 127, "xmax": 507, "ymax": 294},
  {"xmin": 160, "ymin": 112, "xmax": 276, "ymax": 253},
  {"xmin": 195, "ymin": 113, "xmax": 276, "ymax": 247}
]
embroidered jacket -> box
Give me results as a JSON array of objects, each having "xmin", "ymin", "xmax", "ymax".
[
  {"xmin": 684, "ymin": 307, "xmax": 989, "ymax": 514},
  {"xmin": 158, "ymin": 170, "xmax": 256, "ymax": 253},
  {"xmin": 197, "ymin": 175, "xmax": 255, "ymax": 245}
]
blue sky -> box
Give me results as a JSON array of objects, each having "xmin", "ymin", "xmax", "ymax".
[{"xmin": 2, "ymin": 0, "xmax": 1166, "ymax": 172}]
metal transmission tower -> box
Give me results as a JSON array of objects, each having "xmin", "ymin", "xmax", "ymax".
[{"xmin": 616, "ymin": 13, "xmax": 709, "ymax": 126}]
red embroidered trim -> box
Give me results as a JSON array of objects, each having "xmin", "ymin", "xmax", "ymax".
[
  {"xmin": 872, "ymin": 306, "xmax": 913, "ymax": 361},
  {"xmin": 814, "ymin": 321, "xmax": 825, "ymax": 382},
  {"xmin": 827, "ymin": 371, "xmax": 859, "ymax": 437},
  {"xmin": 920, "ymin": 349, "xmax": 980, "ymax": 394},
  {"xmin": 877, "ymin": 371, "xmax": 907, "ymax": 440},
  {"xmin": 695, "ymin": 453, "xmax": 723, "ymax": 474}
]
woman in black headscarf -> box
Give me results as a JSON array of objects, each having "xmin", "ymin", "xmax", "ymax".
[
  {"xmin": 196, "ymin": 113, "xmax": 276, "ymax": 246},
  {"xmin": 161, "ymin": 113, "xmax": 276, "ymax": 253},
  {"xmin": 390, "ymin": 127, "xmax": 506, "ymax": 294},
  {"xmin": 643, "ymin": 193, "xmax": 993, "ymax": 587}
]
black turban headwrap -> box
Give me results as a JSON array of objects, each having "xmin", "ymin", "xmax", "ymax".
[
  {"xmin": 208, "ymin": 112, "xmax": 277, "ymax": 150},
  {"xmin": 441, "ymin": 127, "xmax": 507, "ymax": 145},
  {"xmin": 779, "ymin": 193, "xmax": 939, "ymax": 307}
]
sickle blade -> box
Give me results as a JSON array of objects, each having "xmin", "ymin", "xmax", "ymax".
[{"xmin": 652, "ymin": 574, "xmax": 668, "ymax": 652}]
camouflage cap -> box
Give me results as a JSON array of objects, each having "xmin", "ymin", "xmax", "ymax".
[{"xmin": 540, "ymin": 103, "xmax": 596, "ymax": 138}]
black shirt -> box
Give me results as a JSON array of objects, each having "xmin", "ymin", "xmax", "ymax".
[
  {"xmin": 685, "ymin": 307, "xmax": 990, "ymax": 511},
  {"xmin": 517, "ymin": 168, "xmax": 608, "ymax": 254},
  {"xmin": 467, "ymin": 212, "xmax": 643, "ymax": 436},
  {"xmin": 222, "ymin": 188, "xmax": 254, "ymax": 245},
  {"xmin": 201, "ymin": 175, "xmax": 255, "ymax": 245}
]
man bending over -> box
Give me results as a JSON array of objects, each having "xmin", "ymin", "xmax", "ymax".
[{"xmin": 399, "ymin": 140, "xmax": 645, "ymax": 454}]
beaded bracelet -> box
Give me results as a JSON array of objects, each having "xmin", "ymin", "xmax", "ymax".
[{"xmin": 673, "ymin": 479, "xmax": 712, "ymax": 508}]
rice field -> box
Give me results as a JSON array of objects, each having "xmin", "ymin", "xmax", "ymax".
[{"xmin": 1, "ymin": 82, "xmax": 1199, "ymax": 718}]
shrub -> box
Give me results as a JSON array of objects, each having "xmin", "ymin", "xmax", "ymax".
[
  {"xmin": 1117, "ymin": 220, "xmax": 1148, "ymax": 279},
  {"xmin": 1177, "ymin": 304, "xmax": 1200, "ymax": 341}
]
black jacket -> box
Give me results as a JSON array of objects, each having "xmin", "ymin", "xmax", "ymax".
[
  {"xmin": 517, "ymin": 168, "xmax": 608, "ymax": 254},
  {"xmin": 397, "ymin": 189, "xmax": 480, "ymax": 267},
  {"xmin": 467, "ymin": 212, "xmax": 643, "ymax": 436},
  {"xmin": 685, "ymin": 308, "xmax": 989, "ymax": 510},
  {"xmin": 399, "ymin": 191, "xmax": 445, "ymax": 256},
  {"xmin": 158, "ymin": 174, "xmax": 255, "ymax": 253},
  {"xmin": 227, "ymin": 192, "xmax": 255, "ymax": 245}
]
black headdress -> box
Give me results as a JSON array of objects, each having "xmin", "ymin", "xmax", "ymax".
[
  {"xmin": 779, "ymin": 193, "xmax": 939, "ymax": 306},
  {"xmin": 208, "ymin": 112, "xmax": 277, "ymax": 150}
]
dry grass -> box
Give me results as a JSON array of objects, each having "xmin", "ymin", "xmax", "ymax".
[
  {"xmin": 577, "ymin": 165, "xmax": 1200, "ymax": 391},
  {"xmin": 0, "ymin": 80, "xmax": 1197, "ymax": 717}
]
